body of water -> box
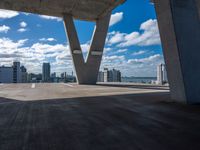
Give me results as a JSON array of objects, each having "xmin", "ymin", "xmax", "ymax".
[{"xmin": 122, "ymin": 77, "xmax": 157, "ymax": 84}]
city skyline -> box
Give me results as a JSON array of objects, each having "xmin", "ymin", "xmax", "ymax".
[{"xmin": 0, "ymin": 1, "xmax": 164, "ymax": 77}]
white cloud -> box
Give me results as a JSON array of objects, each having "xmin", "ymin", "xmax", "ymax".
[
  {"xmin": 0, "ymin": 38, "xmax": 72, "ymax": 74},
  {"xmin": 104, "ymin": 47, "xmax": 112, "ymax": 52},
  {"xmin": 0, "ymin": 9, "xmax": 19, "ymax": 19},
  {"xmin": 101, "ymin": 54, "xmax": 164, "ymax": 77},
  {"xmin": 18, "ymin": 28, "xmax": 27, "ymax": 32},
  {"xmin": 20, "ymin": 21, "xmax": 27, "ymax": 28},
  {"xmin": 80, "ymin": 43, "xmax": 90, "ymax": 53},
  {"xmin": 108, "ymin": 31, "xmax": 126, "ymax": 45},
  {"xmin": 18, "ymin": 21, "xmax": 28, "ymax": 32},
  {"xmin": 109, "ymin": 49, "xmax": 127, "ymax": 54},
  {"xmin": 0, "ymin": 38, "xmax": 28, "ymax": 49},
  {"xmin": 22, "ymin": 12, "xmax": 30, "ymax": 16},
  {"xmin": 39, "ymin": 38, "xmax": 57, "ymax": 42},
  {"xmin": 117, "ymin": 49, "xmax": 127, "ymax": 53},
  {"xmin": 127, "ymin": 54, "xmax": 162, "ymax": 64},
  {"xmin": 107, "ymin": 19, "xmax": 161, "ymax": 47},
  {"xmin": 120, "ymin": 19, "xmax": 161, "ymax": 47},
  {"xmin": 39, "ymin": 15, "xmax": 62, "ymax": 21},
  {"xmin": 0, "ymin": 25, "xmax": 10, "ymax": 33},
  {"xmin": 132, "ymin": 50, "xmax": 146, "ymax": 56},
  {"xmin": 109, "ymin": 12, "xmax": 123, "ymax": 27}
]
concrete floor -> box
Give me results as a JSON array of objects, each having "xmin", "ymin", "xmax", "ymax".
[
  {"xmin": 0, "ymin": 83, "xmax": 200, "ymax": 150},
  {"xmin": 0, "ymin": 83, "xmax": 169, "ymax": 101}
]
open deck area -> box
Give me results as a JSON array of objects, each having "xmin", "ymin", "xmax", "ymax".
[{"xmin": 0, "ymin": 83, "xmax": 200, "ymax": 150}]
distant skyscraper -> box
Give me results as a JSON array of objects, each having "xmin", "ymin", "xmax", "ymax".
[
  {"xmin": 98, "ymin": 68, "xmax": 121, "ymax": 82},
  {"xmin": 28, "ymin": 73, "xmax": 42, "ymax": 83},
  {"xmin": 103, "ymin": 68, "xmax": 109, "ymax": 82},
  {"xmin": 0, "ymin": 62, "xmax": 27, "ymax": 83},
  {"xmin": 20, "ymin": 66, "xmax": 27, "ymax": 83},
  {"xmin": 51, "ymin": 72, "xmax": 56, "ymax": 78},
  {"xmin": 157, "ymin": 64, "xmax": 168, "ymax": 85},
  {"xmin": 97, "ymin": 71, "xmax": 104, "ymax": 82},
  {"xmin": 111, "ymin": 69, "xmax": 121, "ymax": 82},
  {"xmin": 42, "ymin": 63, "xmax": 50, "ymax": 82},
  {"xmin": 13, "ymin": 62, "xmax": 21, "ymax": 83},
  {"xmin": 0, "ymin": 66, "xmax": 13, "ymax": 83}
]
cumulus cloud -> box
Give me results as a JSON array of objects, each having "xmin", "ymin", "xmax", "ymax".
[
  {"xmin": 101, "ymin": 54, "xmax": 164, "ymax": 77},
  {"xmin": 17, "ymin": 28, "xmax": 27, "ymax": 32},
  {"xmin": 0, "ymin": 38, "xmax": 28, "ymax": 49},
  {"xmin": 0, "ymin": 9, "xmax": 19, "ymax": 19},
  {"xmin": 132, "ymin": 50, "xmax": 146, "ymax": 56},
  {"xmin": 0, "ymin": 37, "xmax": 164, "ymax": 77},
  {"xmin": 18, "ymin": 21, "xmax": 28, "ymax": 32},
  {"xmin": 20, "ymin": 21, "xmax": 27, "ymax": 28},
  {"xmin": 107, "ymin": 31, "xmax": 126, "ymax": 45},
  {"xmin": 107, "ymin": 19, "xmax": 161, "ymax": 47},
  {"xmin": 127, "ymin": 54, "xmax": 162, "ymax": 65},
  {"xmin": 39, "ymin": 38, "xmax": 57, "ymax": 42},
  {"xmin": 109, "ymin": 12, "xmax": 123, "ymax": 27},
  {"xmin": 0, "ymin": 37, "xmax": 72, "ymax": 74},
  {"xmin": 116, "ymin": 49, "xmax": 127, "ymax": 53},
  {"xmin": 39, "ymin": 15, "xmax": 62, "ymax": 21},
  {"xmin": 0, "ymin": 25, "xmax": 10, "ymax": 33}
]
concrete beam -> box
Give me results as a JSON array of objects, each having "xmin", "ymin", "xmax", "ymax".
[
  {"xmin": 63, "ymin": 13, "xmax": 111, "ymax": 84},
  {"xmin": 0, "ymin": 0, "xmax": 124, "ymax": 21},
  {"xmin": 154, "ymin": 0, "xmax": 200, "ymax": 104}
]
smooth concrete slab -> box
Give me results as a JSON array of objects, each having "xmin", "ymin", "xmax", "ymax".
[
  {"xmin": 0, "ymin": 0, "xmax": 125, "ymax": 21},
  {"xmin": 0, "ymin": 83, "xmax": 169, "ymax": 101},
  {"xmin": 0, "ymin": 84, "xmax": 200, "ymax": 150}
]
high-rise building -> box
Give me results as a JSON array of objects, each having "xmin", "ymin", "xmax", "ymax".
[
  {"xmin": 111, "ymin": 69, "xmax": 121, "ymax": 82},
  {"xmin": 51, "ymin": 72, "xmax": 56, "ymax": 78},
  {"xmin": 42, "ymin": 63, "xmax": 50, "ymax": 82},
  {"xmin": 20, "ymin": 66, "xmax": 27, "ymax": 83},
  {"xmin": 28, "ymin": 73, "xmax": 42, "ymax": 83},
  {"xmin": 98, "ymin": 68, "xmax": 121, "ymax": 82},
  {"xmin": 0, "ymin": 62, "xmax": 28, "ymax": 83},
  {"xmin": 0, "ymin": 66, "xmax": 13, "ymax": 83},
  {"xmin": 103, "ymin": 68, "xmax": 109, "ymax": 82},
  {"xmin": 157, "ymin": 64, "xmax": 168, "ymax": 85},
  {"xmin": 60, "ymin": 72, "xmax": 67, "ymax": 82},
  {"xmin": 13, "ymin": 62, "xmax": 21, "ymax": 83},
  {"xmin": 97, "ymin": 71, "xmax": 104, "ymax": 82},
  {"xmin": 50, "ymin": 72, "xmax": 57, "ymax": 83}
]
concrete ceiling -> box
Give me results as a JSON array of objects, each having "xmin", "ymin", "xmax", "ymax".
[{"xmin": 0, "ymin": 0, "xmax": 126, "ymax": 21}]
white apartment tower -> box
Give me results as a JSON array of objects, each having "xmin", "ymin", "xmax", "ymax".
[{"xmin": 157, "ymin": 64, "xmax": 168, "ymax": 85}]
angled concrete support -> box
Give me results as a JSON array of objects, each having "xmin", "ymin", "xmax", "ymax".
[
  {"xmin": 154, "ymin": 0, "xmax": 200, "ymax": 104},
  {"xmin": 63, "ymin": 13, "xmax": 111, "ymax": 84}
]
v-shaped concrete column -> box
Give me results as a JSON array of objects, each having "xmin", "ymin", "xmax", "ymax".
[
  {"xmin": 154, "ymin": 0, "xmax": 200, "ymax": 104},
  {"xmin": 63, "ymin": 13, "xmax": 111, "ymax": 84}
]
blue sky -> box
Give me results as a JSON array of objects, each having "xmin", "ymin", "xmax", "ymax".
[{"xmin": 0, "ymin": 0, "xmax": 164, "ymax": 77}]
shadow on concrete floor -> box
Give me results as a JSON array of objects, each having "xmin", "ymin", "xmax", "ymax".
[{"xmin": 0, "ymin": 92, "xmax": 200, "ymax": 150}]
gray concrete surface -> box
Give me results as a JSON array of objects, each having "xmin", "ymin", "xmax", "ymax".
[
  {"xmin": 154, "ymin": 0, "xmax": 200, "ymax": 104},
  {"xmin": 0, "ymin": 83, "xmax": 169, "ymax": 101},
  {"xmin": 0, "ymin": 0, "xmax": 125, "ymax": 21},
  {"xmin": 63, "ymin": 12, "xmax": 111, "ymax": 84},
  {"xmin": 0, "ymin": 83, "xmax": 200, "ymax": 150}
]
